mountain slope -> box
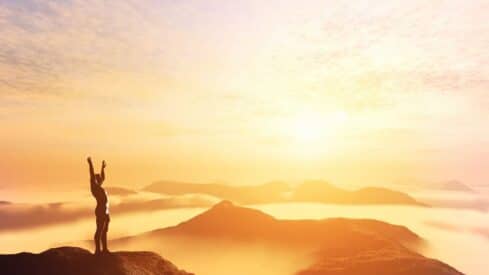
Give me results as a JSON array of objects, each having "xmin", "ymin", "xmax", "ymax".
[
  {"xmin": 155, "ymin": 200, "xmax": 419, "ymax": 245},
  {"xmin": 113, "ymin": 201, "xmax": 461, "ymax": 275},
  {"xmin": 298, "ymin": 247, "xmax": 463, "ymax": 275},
  {"xmin": 0, "ymin": 247, "xmax": 192, "ymax": 275}
]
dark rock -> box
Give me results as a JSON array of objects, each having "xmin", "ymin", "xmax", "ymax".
[{"xmin": 0, "ymin": 247, "xmax": 192, "ymax": 275}]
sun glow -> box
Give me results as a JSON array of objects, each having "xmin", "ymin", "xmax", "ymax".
[
  {"xmin": 288, "ymin": 111, "xmax": 347, "ymax": 143},
  {"xmin": 292, "ymin": 114, "xmax": 328, "ymax": 142}
]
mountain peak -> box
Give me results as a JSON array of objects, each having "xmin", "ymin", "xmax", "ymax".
[
  {"xmin": 0, "ymin": 247, "xmax": 193, "ymax": 275},
  {"xmin": 194, "ymin": 200, "xmax": 275, "ymax": 222},
  {"xmin": 161, "ymin": 201, "xmax": 276, "ymax": 237},
  {"xmin": 211, "ymin": 200, "xmax": 234, "ymax": 209}
]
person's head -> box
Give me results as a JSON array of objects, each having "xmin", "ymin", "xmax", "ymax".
[{"xmin": 95, "ymin": 174, "xmax": 104, "ymax": 185}]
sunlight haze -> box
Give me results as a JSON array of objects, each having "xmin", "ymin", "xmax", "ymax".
[{"xmin": 1, "ymin": 1, "xmax": 488, "ymax": 196}]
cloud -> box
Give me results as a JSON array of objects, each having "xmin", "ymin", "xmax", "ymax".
[
  {"xmin": 0, "ymin": 201, "xmax": 91, "ymax": 232},
  {"xmin": 424, "ymin": 220, "xmax": 489, "ymax": 240},
  {"xmin": 0, "ymin": 0, "xmax": 179, "ymax": 100},
  {"xmin": 272, "ymin": 1, "xmax": 489, "ymax": 113},
  {"xmin": 0, "ymin": 192, "xmax": 216, "ymax": 232},
  {"xmin": 418, "ymin": 196, "xmax": 489, "ymax": 212},
  {"xmin": 2, "ymin": 0, "xmax": 487, "ymax": 99},
  {"xmin": 113, "ymin": 194, "xmax": 217, "ymax": 213},
  {"xmin": 1, "ymin": 0, "xmax": 487, "ymax": 117},
  {"xmin": 105, "ymin": 187, "xmax": 137, "ymax": 197}
]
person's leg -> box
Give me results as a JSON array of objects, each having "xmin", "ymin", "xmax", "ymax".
[
  {"xmin": 94, "ymin": 217, "xmax": 103, "ymax": 254},
  {"xmin": 101, "ymin": 215, "xmax": 110, "ymax": 252}
]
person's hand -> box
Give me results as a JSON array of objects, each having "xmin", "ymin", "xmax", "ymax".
[
  {"xmin": 102, "ymin": 160, "xmax": 106, "ymax": 168},
  {"xmin": 87, "ymin": 157, "xmax": 92, "ymax": 163}
]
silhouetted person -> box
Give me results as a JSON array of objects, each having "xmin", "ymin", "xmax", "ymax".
[{"xmin": 87, "ymin": 157, "xmax": 110, "ymax": 255}]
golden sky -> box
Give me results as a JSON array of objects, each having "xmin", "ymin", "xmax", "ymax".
[{"xmin": 1, "ymin": 0, "xmax": 488, "ymax": 196}]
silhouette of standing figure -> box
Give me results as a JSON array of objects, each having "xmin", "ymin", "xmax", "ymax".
[{"xmin": 87, "ymin": 157, "xmax": 110, "ymax": 255}]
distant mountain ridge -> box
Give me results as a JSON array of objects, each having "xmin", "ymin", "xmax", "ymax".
[
  {"xmin": 0, "ymin": 247, "xmax": 192, "ymax": 275},
  {"xmin": 113, "ymin": 201, "xmax": 461, "ymax": 275},
  {"xmin": 144, "ymin": 180, "xmax": 425, "ymax": 206},
  {"xmin": 395, "ymin": 179, "xmax": 475, "ymax": 193}
]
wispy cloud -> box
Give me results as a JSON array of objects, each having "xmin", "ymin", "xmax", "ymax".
[
  {"xmin": 0, "ymin": 190, "xmax": 216, "ymax": 232},
  {"xmin": 2, "ymin": 0, "xmax": 487, "ymax": 113},
  {"xmin": 1, "ymin": 1, "xmax": 149, "ymax": 96},
  {"xmin": 425, "ymin": 220, "xmax": 489, "ymax": 240}
]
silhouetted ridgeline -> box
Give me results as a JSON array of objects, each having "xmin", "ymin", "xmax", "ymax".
[
  {"xmin": 144, "ymin": 180, "xmax": 426, "ymax": 206},
  {"xmin": 0, "ymin": 247, "xmax": 192, "ymax": 275}
]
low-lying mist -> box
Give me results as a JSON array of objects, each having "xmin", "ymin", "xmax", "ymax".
[
  {"xmin": 1, "ymin": 191, "xmax": 488, "ymax": 275},
  {"xmin": 252, "ymin": 201, "xmax": 489, "ymax": 275},
  {"xmin": 106, "ymin": 235, "xmax": 314, "ymax": 275}
]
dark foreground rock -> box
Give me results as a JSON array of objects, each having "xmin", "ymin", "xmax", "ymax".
[{"xmin": 0, "ymin": 247, "xmax": 192, "ymax": 275}]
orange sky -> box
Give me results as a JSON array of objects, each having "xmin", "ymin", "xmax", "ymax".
[{"xmin": 1, "ymin": 0, "xmax": 489, "ymax": 197}]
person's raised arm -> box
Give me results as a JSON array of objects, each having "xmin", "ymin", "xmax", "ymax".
[
  {"xmin": 87, "ymin": 157, "xmax": 95, "ymax": 181},
  {"xmin": 100, "ymin": 160, "xmax": 106, "ymax": 182}
]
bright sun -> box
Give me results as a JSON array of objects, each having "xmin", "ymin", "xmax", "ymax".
[
  {"xmin": 293, "ymin": 115, "xmax": 326, "ymax": 142},
  {"xmin": 288, "ymin": 111, "xmax": 347, "ymax": 143}
]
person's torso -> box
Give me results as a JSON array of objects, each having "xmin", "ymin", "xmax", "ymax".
[{"xmin": 91, "ymin": 182, "xmax": 109, "ymax": 214}]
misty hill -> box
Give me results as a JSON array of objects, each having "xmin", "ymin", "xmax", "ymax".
[
  {"xmin": 293, "ymin": 181, "xmax": 424, "ymax": 205},
  {"xmin": 395, "ymin": 179, "xmax": 475, "ymax": 193},
  {"xmin": 157, "ymin": 200, "xmax": 420, "ymax": 245},
  {"xmin": 113, "ymin": 201, "xmax": 461, "ymax": 275},
  {"xmin": 144, "ymin": 180, "xmax": 425, "ymax": 206},
  {"xmin": 0, "ymin": 247, "xmax": 192, "ymax": 275},
  {"xmin": 439, "ymin": 180, "xmax": 475, "ymax": 192}
]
